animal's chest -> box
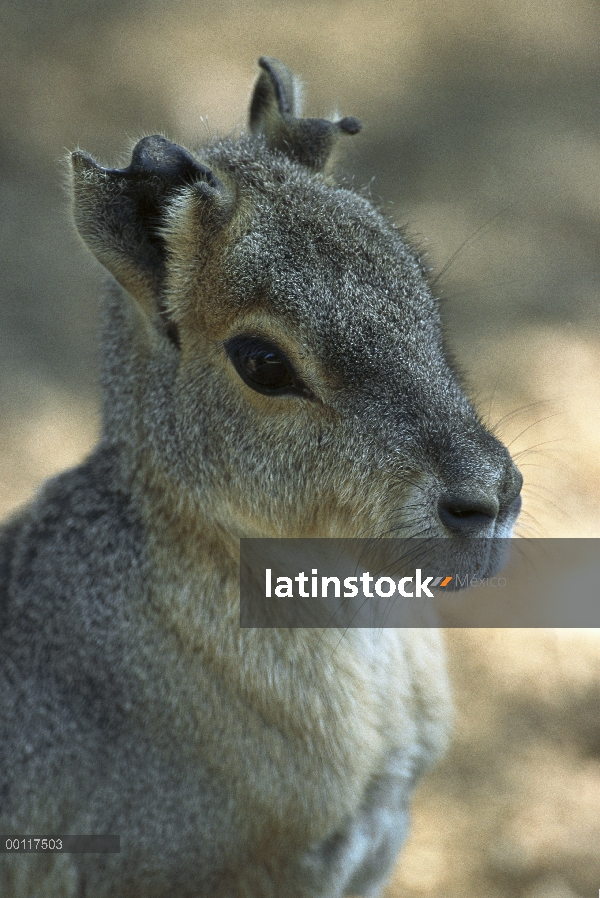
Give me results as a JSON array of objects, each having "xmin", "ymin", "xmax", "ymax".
[
  {"xmin": 183, "ymin": 634, "xmax": 416, "ymax": 828},
  {"xmin": 143, "ymin": 544, "xmax": 436, "ymax": 834}
]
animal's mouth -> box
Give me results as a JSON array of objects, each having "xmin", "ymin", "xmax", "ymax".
[
  {"xmin": 373, "ymin": 529, "xmax": 517, "ymax": 589},
  {"xmin": 424, "ymin": 530, "xmax": 516, "ymax": 592}
]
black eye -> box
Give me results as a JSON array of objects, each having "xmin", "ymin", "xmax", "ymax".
[{"xmin": 225, "ymin": 336, "xmax": 313, "ymax": 398}]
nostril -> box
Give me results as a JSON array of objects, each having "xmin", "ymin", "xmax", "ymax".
[{"xmin": 437, "ymin": 494, "xmax": 499, "ymax": 535}]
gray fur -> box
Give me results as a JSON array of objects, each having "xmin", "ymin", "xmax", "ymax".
[{"xmin": 0, "ymin": 58, "xmax": 521, "ymax": 896}]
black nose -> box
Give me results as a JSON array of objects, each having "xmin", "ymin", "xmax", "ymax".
[
  {"xmin": 437, "ymin": 493, "xmax": 499, "ymax": 535},
  {"xmin": 437, "ymin": 462, "xmax": 523, "ymax": 535}
]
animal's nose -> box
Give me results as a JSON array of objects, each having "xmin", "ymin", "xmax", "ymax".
[
  {"xmin": 437, "ymin": 493, "xmax": 499, "ymax": 535},
  {"xmin": 437, "ymin": 465, "xmax": 523, "ymax": 536}
]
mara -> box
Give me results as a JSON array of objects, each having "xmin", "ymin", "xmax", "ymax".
[{"xmin": 0, "ymin": 57, "xmax": 521, "ymax": 897}]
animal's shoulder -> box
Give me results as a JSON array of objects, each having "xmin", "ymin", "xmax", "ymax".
[{"xmin": 0, "ymin": 446, "xmax": 144, "ymax": 630}]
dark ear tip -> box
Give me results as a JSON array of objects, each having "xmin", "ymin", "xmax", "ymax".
[
  {"xmin": 71, "ymin": 150, "xmax": 100, "ymax": 174},
  {"xmin": 255, "ymin": 56, "xmax": 295, "ymax": 119},
  {"xmin": 130, "ymin": 134, "xmax": 172, "ymax": 167},
  {"xmin": 338, "ymin": 117, "xmax": 362, "ymax": 135},
  {"xmin": 257, "ymin": 56, "xmax": 280, "ymax": 74}
]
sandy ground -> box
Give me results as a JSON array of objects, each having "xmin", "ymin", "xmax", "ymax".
[{"xmin": 1, "ymin": 1, "xmax": 599, "ymax": 895}]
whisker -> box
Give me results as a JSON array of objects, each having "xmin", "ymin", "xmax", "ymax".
[
  {"xmin": 430, "ymin": 204, "xmax": 516, "ymax": 288},
  {"xmin": 505, "ymin": 413, "xmax": 563, "ymax": 450},
  {"xmin": 490, "ymin": 399, "xmax": 557, "ymax": 435}
]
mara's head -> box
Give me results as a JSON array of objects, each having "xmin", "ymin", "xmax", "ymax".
[{"xmin": 71, "ymin": 57, "xmax": 522, "ymax": 547}]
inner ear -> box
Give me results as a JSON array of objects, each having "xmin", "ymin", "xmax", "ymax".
[
  {"xmin": 71, "ymin": 135, "xmax": 227, "ymax": 325},
  {"xmin": 249, "ymin": 56, "xmax": 299, "ymax": 127},
  {"xmin": 248, "ymin": 57, "xmax": 361, "ymax": 172}
]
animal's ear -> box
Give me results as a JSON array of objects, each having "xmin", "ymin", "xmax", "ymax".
[
  {"xmin": 249, "ymin": 57, "xmax": 361, "ymax": 172},
  {"xmin": 71, "ymin": 135, "xmax": 231, "ymax": 317}
]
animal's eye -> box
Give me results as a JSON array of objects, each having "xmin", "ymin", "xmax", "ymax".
[{"xmin": 225, "ymin": 336, "xmax": 312, "ymax": 398}]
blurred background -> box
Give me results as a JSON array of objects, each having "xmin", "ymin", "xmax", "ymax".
[{"xmin": 1, "ymin": 1, "xmax": 599, "ymax": 895}]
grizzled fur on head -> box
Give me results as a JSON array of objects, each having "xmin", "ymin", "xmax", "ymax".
[{"xmin": 71, "ymin": 56, "xmax": 521, "ymax": 545}]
